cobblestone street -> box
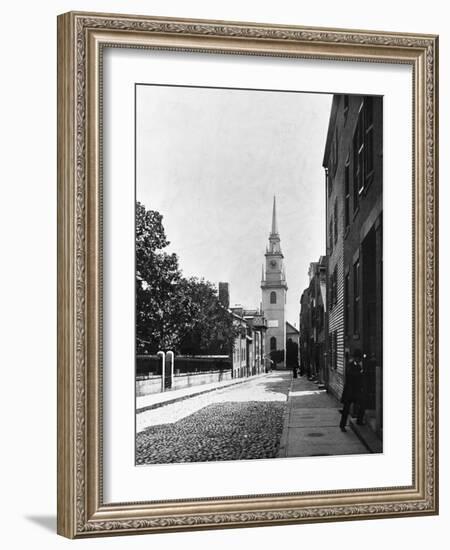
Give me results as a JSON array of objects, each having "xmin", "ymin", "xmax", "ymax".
[{"xmin": 136, "ymin": 372, "xmax": 291, "ymax": 465}]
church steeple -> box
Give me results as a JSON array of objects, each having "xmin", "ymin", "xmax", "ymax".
[
  {"xmin": 267, "ymin": 195, "xmax": 282, "ymax": 256},
  {"xmin": 271, "ymin": 195, "xmax": 278, "ymax": 236},
  {"xmin": 262, "ymin": 195, "xmax": 287, "ymax": 290},
  {"xmin": 261, "ymin": 194, "xmax": 287, "ymax": 367}
]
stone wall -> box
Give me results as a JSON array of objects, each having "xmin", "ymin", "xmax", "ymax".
[{"xmin": 136, "ymin": 370, "xmax": 233, "ymax": 397}]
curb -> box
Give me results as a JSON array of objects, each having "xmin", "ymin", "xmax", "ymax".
[
  {"xmin": 136, "ymin": 373, "xmax": 268, "ymax": 414},
  {"xmin": 277, "ymin": 378, "xmax": 294, "ymax": 458},
  {"xmin": 349, "ymin": 419, "xmax": 383, "ymax": 453}
]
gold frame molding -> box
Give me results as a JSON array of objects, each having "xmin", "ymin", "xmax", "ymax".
[{"xmin": 57, "ymin": 11, "xmax": 439, "ymax": 538}]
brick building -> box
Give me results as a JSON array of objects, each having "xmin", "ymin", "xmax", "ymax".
[
  {"xmin": 323, "ymin": 97, "xmax": 346, "ymax": 398},
  {"xmin": 299, "ymin": 257, "xmax": 327, "ymax": 382},
  {"xmin": 323, "ymin": 94, "xmax": 383, "ymax": 438}
]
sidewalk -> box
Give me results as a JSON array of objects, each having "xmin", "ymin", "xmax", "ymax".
[
  {"xmin": 137, "ymin": 372, "xmax": 268, "ymax": 413},
  {"xmin": 278, "ymin": 375, "xmax": 369, "ymax": 457}
]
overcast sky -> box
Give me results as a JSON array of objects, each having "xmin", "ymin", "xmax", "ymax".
[{"xmin": 136, "ymin": 84, "xmax": 332, "ymax": 326}]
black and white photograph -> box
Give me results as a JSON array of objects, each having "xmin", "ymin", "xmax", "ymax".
[
  {"xmin": 135, "ymin": 84, "xmax": 383, "ymax": 465},
  {"xmin": 1, "ymin": 0, "xmax": 443, "ymax": 544}
]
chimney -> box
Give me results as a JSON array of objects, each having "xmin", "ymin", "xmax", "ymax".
[{"xmin": 218, "ymin": 282, "xmax": 230, "ymax": 309}]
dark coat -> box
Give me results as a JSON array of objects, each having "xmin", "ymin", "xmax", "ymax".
[
  {"xmin": 340, "ymin": 360, "xmax": 363, "ymax": 404},
  {"xmin": 358, "ymin": 359, "xmax": 374, "ymax": 409}
]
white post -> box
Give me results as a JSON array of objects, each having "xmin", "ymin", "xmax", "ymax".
[
  {"xmin": 157, "ymin": 351, "xmax": 165, "ymax": 392},
  {"xmin": 166, "ymin": 351, "xmax": 174, "ymax": 390}
]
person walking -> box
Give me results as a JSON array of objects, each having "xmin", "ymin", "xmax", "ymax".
[
  {"xmin": 339, "ymin": 349, "xmax": 364, "ymax": 432},
  {"xmin": 356, "ymin": 352, "xmax": 374, "ymax": 426}
]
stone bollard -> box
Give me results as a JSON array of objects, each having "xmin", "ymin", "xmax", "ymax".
[{"xmin": 157, "ymin": 351, "xmax": 165, "ymax": 392}]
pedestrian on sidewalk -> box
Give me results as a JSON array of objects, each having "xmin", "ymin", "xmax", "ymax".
[
  {"xmin": 356, "ymin": 352, "xmax": 374, "ymax": 426},
  {"xmin": 339, "ymin": 349, "xmax": 364, "ymax": 432}
]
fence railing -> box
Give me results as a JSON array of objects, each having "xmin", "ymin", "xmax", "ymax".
[{"xmin": 136, "ymin": 354, "xmax": 232, "ymax": 380}]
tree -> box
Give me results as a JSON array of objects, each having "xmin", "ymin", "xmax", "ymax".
[
  {"xmin": 136, "ymin": 202, "xmax": 236, "ymax": 356},
  {"xmin": 136, "ymin": 202, "xmax": 183, "ymax": 354},
  {"xmin": 177, "ymin": 277, "xmax": 235, "ymax": 356}
]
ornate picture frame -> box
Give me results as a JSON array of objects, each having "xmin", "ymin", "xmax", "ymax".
[{"xmin": 57, "ymin": 11, "xmax": 438, "ymax": 538}]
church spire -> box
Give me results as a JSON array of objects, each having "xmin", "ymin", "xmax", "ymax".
[
  {"xmin": 271, "ymin": 195, "xmax": 278, "ymax": 236},
  {"xmin": 267, "ymin": 195, "xmax": 282, "ymax": 255},
  {"xmin": 262, "ymin": 194, "xmax": 287, "ymax": 291}
]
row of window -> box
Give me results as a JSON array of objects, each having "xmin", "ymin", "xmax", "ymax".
[
  {"xmin": 344, "ymin": 258, "xmax": 360, "ymax": 336},
  {"xmin": 329, "ymin": 257, "xmax": 361, "ymax": 336},
  {"xmin": 328, "ymin": 97, "xmax": 375, "ymax": 252},
  {"xmin": 330, "ymin": 330, "xmax": 338, "ymax": 370},
  {"xmin": 233, "ymin": 342, "xmax": 246, "ymax": 362},
  {"xmin": 309, "ymin": 304, "xmax": 325, "ymax": 332},
  {"xmin": 330, "ymin": 267, "xmax": 338, "ymax": 307},
  {"xmin": 328, "ymin": 265, "xmax": 361, "ymax": 370}
]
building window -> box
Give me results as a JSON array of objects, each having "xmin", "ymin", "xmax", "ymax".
[
  {"xmin": 333, "ymin": 330, "xmax": 337, "ymax": 370},
  {"xmin": 329, "ymin": 333, "xmax": 334, "ymax": 370},
  {"xmin": 270, "ymin": 336, "xmax": 277, "ymax": 351},
  {"xmin": 364, "ymin": 97, "xmax": 374, "ymax": 183},
  {"xmin": 318, "ymin": 305, "xmax": 324, "ymax": 331},
  {"xmin": 333, "ymin": 267, "xmax": 338, "ymax": 306},
  {"xmin": 352, "ymin": 97, "xmax": 375, "ymax": 213},
  {"xmin": 343, "ymin": 94, "xmax": 349, "ymax": 122},
  {"xmin": 353, "ymin": 259, "xmax": 360, "ymax": 334},
  {"xmin": 344, "ymin": 272, "xmax": 350, "ymax": 335},
  {"xmin": 353, "ymin": 112, "xmax": 364, "ymax": 212},
  {"xmin": 330, "ymin": 331, "xmax": 338, "ymax": 370},
  {"xmin": 270, "ymin": 291, "xmax": 277, "ymax": 304},
  {"xmin": 334, "ymin": 200, "xmax": 338, "ymax": 245},
  {"xmin": 332, "ymin": 127, "xmax": 339, "ymax": 175},
  {"xmin": 329, "ymin": 218, "xmax": 333, "ymax": 253},
  {"xmin": 330, "ymin": 267, "xmax": 338, "ymax": 308},
  {"xmin": 344, "ymin": 159, "xmax": 350, "ymax": 228},
  {"xmin": 329, "ymin": 273, "xmax": 333, "ymax": 308}
]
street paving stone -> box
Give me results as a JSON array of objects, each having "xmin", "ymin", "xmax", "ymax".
[
  {"xmin": 136, "ymin": 372, "xmax": 291, "ymax": 465},
  {"xmin": 137, "ymin": 373, "xmax": 289, "ymax": 431},
  {"xmin": 136, "ymin": 401, "xmax": 286, "ymax": 464}
]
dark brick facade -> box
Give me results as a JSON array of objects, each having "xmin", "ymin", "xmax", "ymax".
[
  {"xmin": 299, "ymin": 258, "xmax": 327, "ymax": 382},
  {"xmin": 323, "ymin": 94, "xmax": 383, "ymax": 437}
]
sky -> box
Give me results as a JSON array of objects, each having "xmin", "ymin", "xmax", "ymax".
[{"xmin": 136, "ymin": 84, "xmax": 332, "ymax": 326}]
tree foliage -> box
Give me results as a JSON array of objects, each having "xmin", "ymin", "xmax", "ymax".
[
  {"xmin": 136, "ymin": 202, "xmax": 235, "ymax": 356},
  {"xmin": 177, "ymin": 277, "xmax": 234, "ymax": 356},
  {"xmin": 136, "ymin": 203, "xmax": 182, "ymax": 353}
]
